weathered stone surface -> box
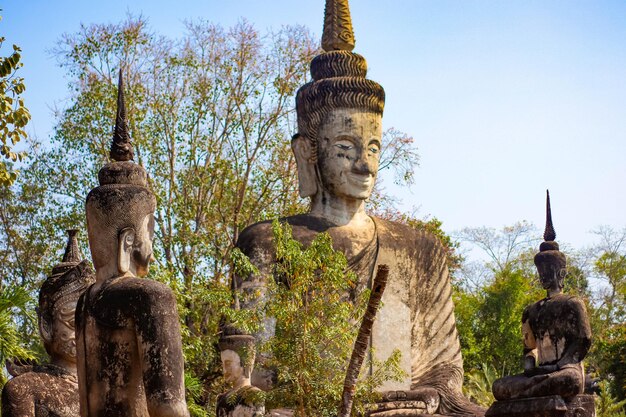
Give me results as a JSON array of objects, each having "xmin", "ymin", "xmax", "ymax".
[
  {"xmin": 229, "ymin": 2, "xmax": 483, "ymax": 416},
  {"xmin": 491, "ymin": 192, "xmax": 593, "ymax": 405},
  {"xmin": 76, "ymin": 71, "xmax": 188, "ymax": 417},
  {"xmin": 1, "ymin": 365, "xmax": 80, "ymax": 417},
  {"xmin": 486, "ymin": 394, "xmax": 595, "ymax": 417},
  {"xmin": 1, "ymin": 230, "xmax": 94, "ymax": 417}
]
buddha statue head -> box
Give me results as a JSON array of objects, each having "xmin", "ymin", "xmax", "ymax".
[
  {"xmin": 38, "ymin": 230, "xmax": 95, "ymax": 366},
  {"xmin": 86, "ymin": 70, "xmax": 156, "ymax": 279},
  {"xmin": 534, "ymin": 190, "xmax": 567, "ymax": 292},
  {"xmin": 218, "ymin": 333, "xmax": 256, "ymax": 386},
  {"xmin": 292, "ymin": 0, "xmax": 385, "ymax": 202}
]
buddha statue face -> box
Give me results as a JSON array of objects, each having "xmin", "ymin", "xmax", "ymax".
[
  {"xmin": 317, "ymin": 108, "xmax": 382, "ymax": 200},
  {"xmin": 221, "ymin": 349, "xmax": 246, "ymax": 384},
  {"xmin": 294, "ymin": 107, "xmax": 383, "ymax": 201},
  {"xmin": 536, "ymin": 258, "xmax": 566, "ymax": 292},
  {"xmin": 48, "ymin": 299, "xmax": 79, "ymax": 364},
  {"xmin": 39, "ymin": 259, "xmax": 93, "ymax": 368}
]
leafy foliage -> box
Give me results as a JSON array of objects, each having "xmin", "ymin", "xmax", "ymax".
[
  {"xmin": 454, "ymin": 266, "xmax": 542, "ymax": 376},
  {"xmin": 597, "ymin": 380, "xmax": 626, "ymax": 417},
  {"xmin": 0, "ymin": 284, "xmax": 35, "ymax": 386},
  {"xmin": 0, "ymin": 15, "xmax": 30, "ymax": 185},
  {"xmin": 462, "ymin": 363, "xmax": 499, "ymax": 407},
  {"xmin": 256, "ymin": 220, "xmax": 403, "ymax": 417}
]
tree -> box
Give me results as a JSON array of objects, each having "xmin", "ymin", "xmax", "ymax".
[
  {"xmin": 587, "ymin": 227, "xmax": 626, "ymax": 403},
  {"xmin": 456, "ymin": 221, "xmax": 538, "ymax": 277},
  {"xmin": 454, "ymin": 266, "xmax": 543, "ymax": 376},
  {"xmin": 1, "ymin": 15, "xmax": 419, "ymax": 414},
  {"xmin": 453, "ymin": 222, "xmax": 542, "ymax": 375},
  {"xmin": 0, "ymin": 15, "xmax": 30, "ymax": 185},
  {"xmin": 0, "ymin": 17, "xmax": 36, "ymax": 377}
]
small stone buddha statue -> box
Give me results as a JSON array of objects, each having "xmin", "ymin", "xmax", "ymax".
[
  {"xmin": 216, "ymin": 333, "xmax": 265, "ymax": 417},
  {"xmin": 75, "ymin": 70, "xmax": 189, "ymax": 417},
  {"xmin": 488, "ymin": 191, "xmax": 594, "ymax": 417},
  {"xmin": 1, "ymin": 230, "xmax": 95, "ymax": 417},
  {"xmin": 229, "ymin": 1, "xmax": 483, "ymax": 415}
]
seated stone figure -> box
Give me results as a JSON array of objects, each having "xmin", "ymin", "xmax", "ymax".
[
  {"xmin": 489, "ymin": 192, "xmax": 593, "ymax": 416},
  {"xmin": 1, "ymin": 230, "xmax": 94, "ymax": 417},
  {"xmin": 216, "ymin": 333, "xmax": 265, "ymax": 417},
  {"xmin": 230, "ymin": 1, "xmax": 483, "ymax": 416},
  {"xmin": 75, "ymin": 70, "xmax": 188, "ymax": 417}
]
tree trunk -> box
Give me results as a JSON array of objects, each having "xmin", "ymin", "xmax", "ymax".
[{"xmin": 338, "ymin": 264, "xmax": 389, "ymax": 417}]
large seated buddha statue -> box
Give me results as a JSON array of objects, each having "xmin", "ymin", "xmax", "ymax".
[{"xmin": 230, "ymin": 1, "xmax": 484, "ymax": 416}]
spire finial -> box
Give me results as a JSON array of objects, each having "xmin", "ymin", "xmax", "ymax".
[
  {"xmin": 321, "ymin": 0, "xmax": 355, "ymax": 52},
  {"xmin": 110, "ymin": 68, "xmax": 134, "ymax": 162},
  {"xmin": 544, "ymin": 189, "xmax": 556, "ymax": 242},
  {"xmin": 62, "ymin": 229, "xmax": 82, "ymax": 263}
]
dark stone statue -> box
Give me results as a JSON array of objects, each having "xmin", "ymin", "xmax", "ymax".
[
  {"xmin": 1, "ymin": 230, "xmax": 94, "ymax": 417},
  {"xmin": 216, "ymin": 333, "xmax": 265, "ymax": 417},
  {"xmin": 228, "ymin": 1, "xmax": 484, "ymax": 416},
  {"xmin": 75, "ymin": 70, "xmax": 189, "ymax": 417},
  {"xmin": 487, "ymin": 191, "xmax": 595, "ymax": 417}
]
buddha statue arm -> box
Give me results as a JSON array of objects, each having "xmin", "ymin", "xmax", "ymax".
[
  {"xmin": 555, "ymin": 298, "xmax": 592, "ymax": 369},
  {"xmin": 521, "ymin": 309, "xmax": 538, "ymax": 373},
  {"xmin": 134, "ymin": 282, "xmax": 189, "ymax": 417}
]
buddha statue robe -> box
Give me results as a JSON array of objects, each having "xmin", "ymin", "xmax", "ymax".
[{"xmin": 235, "ymin": 214, "xmax": 484, "ymax": 416}]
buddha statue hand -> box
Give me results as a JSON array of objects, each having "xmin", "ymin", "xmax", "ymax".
[
  {"xmin": 369, "ymin": 387, "xmax": 440, "ymax": 415},
  {"xmin": 524, "ymin": 364, "xmax": 558, "ymax": 377}
]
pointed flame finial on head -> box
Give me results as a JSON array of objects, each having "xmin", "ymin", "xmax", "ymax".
[
  {"xmin": 62, "ymin": 229, "xmax": 82, "ymax": 263},
  {"xmin": 543, "ymin": 189, "xmax": 556, "ymax": 242},
  {"xmin": 110, "ymin": 68, "xmax": 134, "ymax": 162},
  {"xmin": 322, "ymin": 0, "xmax": 355, "ymax": 52}
]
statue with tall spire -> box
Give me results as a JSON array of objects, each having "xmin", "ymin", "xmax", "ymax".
[
  {"xmin": 110, "ymin": 69, "xmax": 134, "ymax": 162},
  {"xmin": 75, "ymin": 69, "xmax": 189, "ymax": 417},
  {"xmin": 2, "ymin": 230, "xmax": 95, "ymax": 417},
  {"xmin": 488, "ymin": 191, "xmax": 594, "ymax": 417},
  {"xmin": 230, "ymin": 0, "xmax": 484, "ymax": 415}
]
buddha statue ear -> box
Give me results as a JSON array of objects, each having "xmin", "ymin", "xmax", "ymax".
[
  {"xmin": 118, "ymin": 227, "xmax": 136, "ymax": 275},
  {"xmin": 291, "ymin": 134, "xmax": 318, "ymax": 198}
]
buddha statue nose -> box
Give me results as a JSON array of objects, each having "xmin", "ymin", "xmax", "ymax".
[{"xmin": 353, "ymin": 149, "xmax": 376, "ymax": 176}]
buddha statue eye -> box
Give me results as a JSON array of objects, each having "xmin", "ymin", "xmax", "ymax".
[
  {"xmin": 368, "ymin": 142, "xmax": 381, "ymax": 155},
  {"xmin": 335, "ymin": 143, "xmax": 353, "ymax": 151}
]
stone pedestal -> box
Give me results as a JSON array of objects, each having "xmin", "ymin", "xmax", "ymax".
[{"xmin": 486, "ymin": 395, "xmax": 595, "ymax": 417}]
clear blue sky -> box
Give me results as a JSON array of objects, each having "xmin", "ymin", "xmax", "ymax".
[{"xmin": 2, "ymin": 0, "xmax": 625, "ymax": 250}]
